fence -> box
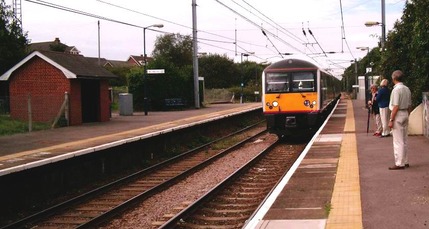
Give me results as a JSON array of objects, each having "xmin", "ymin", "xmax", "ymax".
[{"xmin": 1, "ymin": 93, "xmax": 69, "ymax": 130}]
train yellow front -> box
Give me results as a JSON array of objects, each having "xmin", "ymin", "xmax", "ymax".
[{"xmin": 262, "ymin": 59, "xmax": 341, "ymax": 138}]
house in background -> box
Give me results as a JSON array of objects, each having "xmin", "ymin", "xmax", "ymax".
[
  {"xmin": 127, "ymin": 55, "xmax": 153, "ymax": 67},
  {"xmin": 28, "ymin": 37, "xmax": 81, "ymax": 55},
  {"xmin": 0, "ymin": 50, "xmax": 118, "ymax": 125}
]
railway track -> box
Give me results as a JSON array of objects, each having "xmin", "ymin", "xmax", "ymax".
[
  {"xmin": 159, "ymin": 141, "xmax": 306, "ymax": 229},
  {"xmin": 1, "ymin": 123, "xmax": 266, "ymax": 229}
]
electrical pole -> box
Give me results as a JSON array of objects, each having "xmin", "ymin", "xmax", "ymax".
[{"xmin": 192, "ymin": 0, "xmax": 200, "ymax": 108}]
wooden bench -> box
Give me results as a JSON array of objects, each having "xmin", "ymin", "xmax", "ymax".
[{"xmin": 164, "ymin": 98, "xmax": 186, "ymax": 110}]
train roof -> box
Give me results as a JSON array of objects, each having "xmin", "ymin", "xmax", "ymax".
[{"xmin": 264, "ymin": 59, "xmax": 318, "ymax": 71}]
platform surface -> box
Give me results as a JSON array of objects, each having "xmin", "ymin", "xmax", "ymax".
[{"xmin": 249, "ymin": 97, "xmax": 429, "ymax": 229}]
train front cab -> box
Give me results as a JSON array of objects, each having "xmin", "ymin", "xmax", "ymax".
[{"xmin": 262, "ymin": 59, "xmax": 340, "ymax": 139}]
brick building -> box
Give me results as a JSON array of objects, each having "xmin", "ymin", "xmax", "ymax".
[{"xmin": 0, "ymin": 50, "xmax": 117, "ymax": 125}]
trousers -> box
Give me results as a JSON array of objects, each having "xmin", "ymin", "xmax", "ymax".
[
  {"xmin": 379, "ymin": 107, "xmax": 390, "ymax": 136},
  {"xmin": 392, "ymin": 110, "xmax": 409, "ymax": 166}
]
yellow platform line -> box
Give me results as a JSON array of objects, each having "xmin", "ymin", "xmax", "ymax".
[{"xmin": 326, "ymin": 99, "xmax": 363, "ymax": 229}]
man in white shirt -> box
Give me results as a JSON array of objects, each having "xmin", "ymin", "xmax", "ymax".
[{"xmin": 388, "ymin": 70, "xmax": 412, "ymax": 170}]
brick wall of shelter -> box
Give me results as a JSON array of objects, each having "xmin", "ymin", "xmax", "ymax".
[
  {"xmin": 69, "ymin": 79, "xmax": 82, "ymax": 125},
  {"xmin": 99, "ymin": 80, "xmax": 111, "ymax": 122},
  {"xmin": 9, "ymin": 57, "xmax": 72, "ymax": 123}
]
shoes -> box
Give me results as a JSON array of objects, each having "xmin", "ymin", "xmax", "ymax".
[
  {"xmin": 405, "ymin": 164, "xmax": 410, "ymax": 168},
  {"xmin": 389, "ymin": 165, "xmax": 405, "ymax": 170},
  {"xmin": 379, "ymin": 134, "xmax": 390, "ymax": 138}
]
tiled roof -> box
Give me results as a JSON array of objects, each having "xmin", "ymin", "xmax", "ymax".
[
  {"xmin": 28, "ymin": 38, "xmax": 80, "ymax": 55},
  {"xmin": 39, "ymin": 51, "xmax": 117, "ymax": 79},
  {"xmin": 0, "ymin": 51, "xmax": 118, "ymax": 81}
]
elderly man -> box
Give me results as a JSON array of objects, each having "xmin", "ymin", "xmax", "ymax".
[{"xmin": 388, "ymin": 70, "xmax": 412, "ymax": 170}]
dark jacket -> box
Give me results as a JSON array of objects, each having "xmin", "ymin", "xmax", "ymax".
[
  {"xmin": 371, "ymin": 93, "xmax": 380, "ymax": 114},
  {"xmin": 376, "ymin": 86, "xmax": 390, "ymax": 108}
]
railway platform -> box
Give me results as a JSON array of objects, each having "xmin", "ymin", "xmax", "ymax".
[
  {"xmin": 247, "ymin": 97, "xmax": 429, "ymax": 229},
  {"xmin": 1, "ymin": 97, "xmax": 429, "ymax": 229},
  {"xmin": 0, "ymin": 103, "xmax": 261, "ymax": 176}
]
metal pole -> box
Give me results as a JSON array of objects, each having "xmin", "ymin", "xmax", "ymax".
[
  {"xmin": 98, "ymin": 20, "xmax": 101, "ymax": 66},
  {"xmin": 192, "ymin": 0, "xmax": 200, "ymax": 108},
  {"xmin": 240, "ymin": 53, "xmax": 243, "ymax": 104},
  {"xmin": 143, "ymin": 27, "xmax": 148, "ymax": 115},
  {"xmin": 354, "ymin": 59, "xmax": 358, "ymax": 99}
]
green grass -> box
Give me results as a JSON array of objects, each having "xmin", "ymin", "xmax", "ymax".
[{"xmin": 0, "ymin": 116, "xmax": 50, "ymax": 136}]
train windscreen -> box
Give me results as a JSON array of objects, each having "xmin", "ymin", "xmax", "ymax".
[
  {"xmin": 266, "ymin": 72, "xmax": 290, "ymax": 93},
  {"xmin": 266, "ymin": 72, "xmax": 315, "ymax": 93}
]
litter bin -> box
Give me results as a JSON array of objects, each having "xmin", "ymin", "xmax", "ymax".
[{"xmin": 119, "ymin": 93, "xmax": 133, "ymax": 116}]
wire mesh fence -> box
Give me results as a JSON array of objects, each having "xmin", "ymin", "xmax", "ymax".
[{"xmin": 1, "ymin": 94, "xmax": 68, "ymax": 128}]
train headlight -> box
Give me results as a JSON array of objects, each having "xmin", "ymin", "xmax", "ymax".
[
  {"xmin": 312, "ymin": 101, "xmax": 317, "ymax": 105},
  {"xmin": 272, "ymin": 101, "xmax": 279, "ymax": 107},
  {"xmin": 304, "ymin": 100, "xmax": 310, "ymax": 106}
]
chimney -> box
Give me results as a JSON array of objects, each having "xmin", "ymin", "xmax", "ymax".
[{"xmin": 54, "ymin": 37, "xmax": 60, "ymax": 44}]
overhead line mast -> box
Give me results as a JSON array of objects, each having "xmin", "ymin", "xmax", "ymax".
[{"xmin": 13, "ymin": 0, "xmax": 22, "ymax": 26}]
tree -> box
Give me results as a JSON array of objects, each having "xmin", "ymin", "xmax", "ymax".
[
  {"xmin": 381, "ymin": 0, "xmax": 429, "ymax": 107},
  {"xmin": 198, "ymin": 54, "xmax": 239, "ymax": 88},
  {"xmin": 0, "ymin": 0, "xmax": 28, "ymax": 75},
  {"xmin": 152, "ymin": 33, "xmax": 193, "ymax": 68},
  {"xmin": 128, "ymin": 33, "xmax": 194, "ymax": 110}
]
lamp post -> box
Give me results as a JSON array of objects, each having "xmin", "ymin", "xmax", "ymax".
[
  {"xmin": 365, "ymin": 0, "xmax": 386, "ymax": 49},
  {"xmin": 143, "ymin": 24, "xmax": 163, "ymax": 115},
  {"xmin": 356, "ymin": 47, "xmax": 370, "ymax": 104},
  {"xmin": 240, "ymin": 52, "xmax": 254, "ymax": 103}
]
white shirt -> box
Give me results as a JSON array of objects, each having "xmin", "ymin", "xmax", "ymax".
[{"xmin": 389, "ymin": 82, "xmax": 411, "ymax": 111}]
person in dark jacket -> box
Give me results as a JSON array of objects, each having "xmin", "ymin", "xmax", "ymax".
[
  {"xmin": 376, "ymin": 79, "xmax": 391, "ymax": 137},
  {"xmin": 368, "ymin": 84, "xmax": 382, "ymax": 136}
]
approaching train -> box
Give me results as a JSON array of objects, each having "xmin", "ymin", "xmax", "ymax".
[{"xmin": 262, "ymin": 58, "xmax": 341, "ymax": 138}]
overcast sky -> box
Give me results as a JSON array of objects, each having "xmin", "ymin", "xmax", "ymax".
[{"xmin": 9, "ymin": 0, "xmax": 406, "ymax": 76}]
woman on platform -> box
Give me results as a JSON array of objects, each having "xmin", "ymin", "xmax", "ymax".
[
  {"xmin": 368, "ymin": 84, "xmax": 382, "ymax": 136},
  {"xmin": 376, "ymin": 79, "xmax": 391, "ymax": 137}
]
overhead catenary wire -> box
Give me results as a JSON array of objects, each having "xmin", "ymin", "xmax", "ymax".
[
  {"xmin": 306, "ymin": 27, "xmax": 329, "ymax": 57},
  {"xmin": 261, "ymin": 29, "xmax": 283, "ymax": 58},
  {"xmin": 97, "ymin": 0, "xmax": 270, "ymax": 56},
  {"xmin": 213, "ymin": 0, "xmax": 305, "ymax": 54},
  {"xmin": 232, "ymin": 0, "xmax": 306, "ymax": 45},
  {"xmin": 339, "ymin": 0, "xmax": 355, "ymax": 60},
  {"xmin": 24, "ymin": 0, "xmax": 359, "ymax": 75},
  {"xmin": 22, "ymin": 0, "xmax": 260, "ymax": 59}
]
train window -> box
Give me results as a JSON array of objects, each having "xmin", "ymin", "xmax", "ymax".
[
  {"xmin": 266, "ymin": 73, "xmax": 290, "ymax": 92},
  {"xmin": 291, "ymin": 72, "xmax": 315, "ymax": 92}
]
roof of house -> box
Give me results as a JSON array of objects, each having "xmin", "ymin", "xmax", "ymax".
[
  {"xmin": 104, "ymin": 60, "xmax": 134, "ymax": 68},
  {"xmin": 128, "ymin": 55, "xmax": 153, "ymax": 66},
  {"xmin": 28, "ymin": 37, "xmax": 80, "ymax": 55},
  {"xmin": 0, "ymin": 51, "xmax": 118, "ymax": 81}
]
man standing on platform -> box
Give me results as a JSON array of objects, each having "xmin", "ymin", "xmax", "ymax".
[{"xmin": 388, "ymin": 70, "xmax": 412, "ymax": 170}]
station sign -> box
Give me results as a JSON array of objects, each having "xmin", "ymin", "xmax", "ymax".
[{"xmin": 147, "ymin": 69, "xmax": 165, "ymax": 74}]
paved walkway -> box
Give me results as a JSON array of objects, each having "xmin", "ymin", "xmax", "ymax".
[
  {"xmin": 329, "ymin": 98, "xmax": 429, "ymax": 229},
  {"xmin": 0, "ymin": 103, "xmax": 261, "ymax": 175},
  {"xmin": 353, "ymin": 99, "xmax": 429, "ymax": 229}
]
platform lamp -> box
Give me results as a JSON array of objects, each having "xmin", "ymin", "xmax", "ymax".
[
  {"xmin": 143, "ymin": 24, "xmax": 164, "ymax": 116},
  {"xmin": 365, "ymin": 0, "xmax": 386, "ymax": 49},
  {"xmin": 240, "ymin": 52, "xmax": 254, "ymax": 104},
  {"xmin": 356, "ymin": 47, "xmax": 370, "ymax": 106}
]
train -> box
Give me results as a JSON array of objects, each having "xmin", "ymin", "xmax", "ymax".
[{"xmin": 262, "ymin": 58, "xmax": 341, "ymax": 138}]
